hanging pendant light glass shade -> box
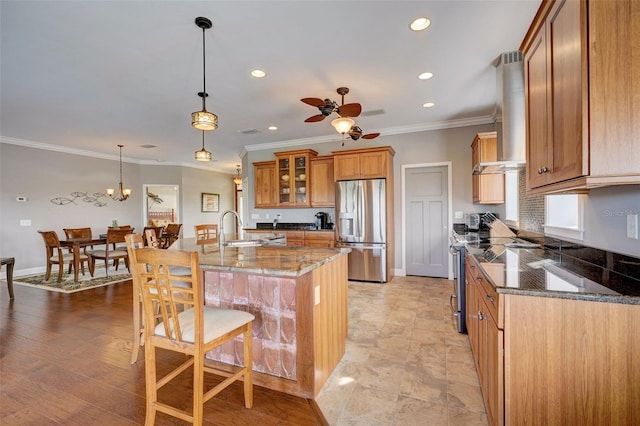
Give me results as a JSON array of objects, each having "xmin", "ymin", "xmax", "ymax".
[
  {"xmin": 195, "ymin": 131, "xmax": 212, "ymax": 161},
  {"xmin": 191, "ymin": 17, "xmax": 218, "ymax": 131},
  {"xmin": 106, "ymin": 144, "xmax": 131, "ymax": 201},
  {"xmin": 232, "ymin": 165, "xmax": 242, "ymax": 185},
  {"xmin": 331, "ymin": 117, "xmax": 355, "ymax": 134}
]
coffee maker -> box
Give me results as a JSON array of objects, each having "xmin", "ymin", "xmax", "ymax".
[{"xmin": 315, "ymin": 212, "xmax": 330, "ymax": 230}]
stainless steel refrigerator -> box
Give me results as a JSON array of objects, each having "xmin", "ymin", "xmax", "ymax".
[{"xmin": 335, "ymin": 178, "xmax": 387, "ymax": 283}]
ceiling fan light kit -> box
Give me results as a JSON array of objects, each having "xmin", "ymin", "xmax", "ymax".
[
  {"xmin": 106, "ymin": 144, "xmax": 131, "ymax": 201},
  {"xmin": 302, "ymin": 87, "xmax": 379, "ymax": 142},
  {"xmin": 331, "ymin": 117, "xmax": 355, "ymax": 134},
  {"xmin": 191, "ymin": 17, "xmax": 218, "ymax": 131}
]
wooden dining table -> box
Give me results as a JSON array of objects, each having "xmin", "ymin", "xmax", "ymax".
[{"xmin": 60, "ymin": 237, "xmax": 107, "ymax": 282}]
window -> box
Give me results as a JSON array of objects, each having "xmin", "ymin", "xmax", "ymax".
[
  {"xmin": 503, "ymin": 171, "xmax": 519, "ymax": 226},
  {"xmin": 544, "ymin": 194, "xmax": 585, "ymax": 240}
]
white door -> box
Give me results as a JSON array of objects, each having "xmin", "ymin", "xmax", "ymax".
[{"xmin": 405, "ymin": 166, "xmax": 448, "ymax": 277}]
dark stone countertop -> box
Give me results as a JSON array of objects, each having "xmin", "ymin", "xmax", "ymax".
[{"xmin": 465, "ymin": 242, "xmax": 640, "ymax": 305}]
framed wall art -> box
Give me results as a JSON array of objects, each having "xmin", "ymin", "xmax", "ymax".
[{"xmin": 201, "ymin": 193, "xmax": 219, "ymax": 212}]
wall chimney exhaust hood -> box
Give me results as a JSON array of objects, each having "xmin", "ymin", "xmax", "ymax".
[{"xmin": 473, "ymin": 51, "xmax": 526, "ymax": 175}]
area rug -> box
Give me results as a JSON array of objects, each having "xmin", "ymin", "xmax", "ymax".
[{"xmin": 13, "ymin": 267, "xmax": 131, "ymax": 294}]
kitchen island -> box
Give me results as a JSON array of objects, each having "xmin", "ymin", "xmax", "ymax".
[{"xmin": 169, "ymin": 237, "xmax": 350, "ymax": 398}]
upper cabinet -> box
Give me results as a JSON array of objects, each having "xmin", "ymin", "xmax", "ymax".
[
  {"xmin": 275, "ymin": 149, "xmax": 317, "ymax": 207},
  {"xmin": 333, "ymin": 146, "xmax": 395, "ymax": 181},
  {"xmin": 522, "ymin": 0, "xmax": 640, "ymax": 194},
  {"xmin": 309, "ymin": 155, "xmax": 335, "ymax": 207},
  {"xmin": 472, "ymin": 132, "xmax": 505, "ymax": 204},
  {"xmin": 253, "ymin": 161, "xmax": 277, "ymax": 208}
]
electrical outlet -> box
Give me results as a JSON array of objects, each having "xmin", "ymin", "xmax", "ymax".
[
  {"xmin": 455, "ymin": 211, "xmax": 463, "ymax": 219},
  {"xmin": 265, "ymin": 213, "xmax": 269, "ymax": 219},
  {"xmin": 627, "ymin": 214, "xmax": 638, "ymax": 239},
  {"xmin": 251, "ymin": 213, "xmax": 260, "ymax": 220}
]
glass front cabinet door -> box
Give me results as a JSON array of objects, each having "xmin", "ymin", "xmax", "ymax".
[{"xmin": 275, "ymin": 149, "xmax": 317, "ymax": 207}]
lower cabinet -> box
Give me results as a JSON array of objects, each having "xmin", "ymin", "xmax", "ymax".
[
  {"xmin": 245, "ymin": 229, "xmax": 334, "ymax": 247},
  {"xmin": 465, "ymin": 254, "xmax": 503, "ymax": 426},
  {"xmin": 466, "ymin": 252, "xmax": 640, "ymax": 425}
]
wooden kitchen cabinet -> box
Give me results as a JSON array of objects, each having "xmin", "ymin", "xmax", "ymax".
[
  {"xmin": 522, "ymin": 0, "xmax": 640, "ymax": 194},
  {"xmin": 253, "ymin": 161, "xmax": 278, "ymax": 208},
  {"xmin": 332, "ymin": 146, "xmax": 395, "ymax": 181},
  {"xmin": 309, "ymin": 155, "xmax": 335, "ymax": 207},
  {"xmin": 466, "ymin": 250, "xmax": 640, "ymax": 425},
  {"xmin": 472, "ymin": 132, "xmax": 504, "ymax": 204},
  {"xmin": 465, "ymin": 253, "xmax": 503, "ymax": 426},
  {"xmin": 304, "ymin": 230, "xmax": 335, "ymax": 248},
  {"xmin": 275, "ymin": 149, "xmax": 317, "ymax": 207}
]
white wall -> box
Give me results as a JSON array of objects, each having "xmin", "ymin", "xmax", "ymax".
[{"xmin": 0, "ymin": 144, "xmax": 234, "ymax": 274}]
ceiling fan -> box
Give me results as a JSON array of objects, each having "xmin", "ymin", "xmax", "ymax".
[
  {"xmin": 347, "ymin": 125, "xmax": 379, "ymax": 141},
  {"xmin": 301, "ymin": 87, "xmax": 362, "ymax": 123}
]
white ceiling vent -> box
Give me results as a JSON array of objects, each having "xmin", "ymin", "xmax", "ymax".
[
  {"xmin": 237, "ymin": 128, "xmax": 261, "ymax": 135},
  {"xmin": 361, "ymin": 109, "xmax": 385, "ymax": 117}
]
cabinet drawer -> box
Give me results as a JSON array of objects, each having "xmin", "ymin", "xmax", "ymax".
[{"xmin": 479, "ymin": 277, "xmax": 499, "ymax": 324}]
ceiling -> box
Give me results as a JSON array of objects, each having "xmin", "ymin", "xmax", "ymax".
[{"xmin": 0, "ymin": 0, "xmax": 540, "ymax": 174}]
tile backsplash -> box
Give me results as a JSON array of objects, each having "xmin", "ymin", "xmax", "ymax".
[{"xmin": 518, "ymin": 170, "xmax": 545, "ymax": 233}]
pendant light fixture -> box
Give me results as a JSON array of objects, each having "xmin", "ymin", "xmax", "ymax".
[
  {"xmin": 232, "ymin": 165, "xmax": 242, "ymax": 185},
  {"xmin": 191, "ymin": 16, "xmax": 218, "ymax": 131},
  {"xmin": 195, "ymin": 130, "xmax": 212, "ymax": 161},
  {"xmin": 106, "ymin": 144, "xmax": 131, "ymax": 201}
]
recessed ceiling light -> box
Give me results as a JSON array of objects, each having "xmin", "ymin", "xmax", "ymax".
[
  {"xmin": 268, "ymin": 126, "xmax": 278, "ymax": 131},
  {"xmin": 410, "ymin": 17, "xmax": 431, "ymax": 31},
  {"xmin": 418, "ymin": 72, "xmax": 434, "ymax": 80},
  {"xmin": 423, "ymin": 102, "xmax": 435, "ymax": 108},
  {"xmin": 250, "ymin": 69, "xmax": 266, "ymax": 78}
]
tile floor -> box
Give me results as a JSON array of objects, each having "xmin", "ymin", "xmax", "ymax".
[{"xmin": 315, "ymin": 275, "xmax": 489, "ymax": 425}]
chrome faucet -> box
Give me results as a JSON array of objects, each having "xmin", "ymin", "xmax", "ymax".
[{"xmin": 219, "ymin": 209, "xmax": 243, "ymax": 246}]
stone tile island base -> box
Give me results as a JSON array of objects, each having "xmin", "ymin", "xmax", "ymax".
[{"xmin": 202, "ymin": 254, "xmax": 348, "ymax": 398}]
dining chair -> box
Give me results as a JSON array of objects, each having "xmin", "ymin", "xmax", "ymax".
[
  {"xmin": 162, "ymin": 223, "xmax": 182, "ymax": 248},
  {"xmin": 129, "ymin": 246, "xmax": 254, "ymax": 424},
  {"xmin": 63, "ymin": 227, "xmax": 94, "ymax": 264},
  {"xmin": 88, "ymin": 228, "xmax": 133, "ymax": 277},
  {"xmin": 107, "ymin": 225, "xmax": 133, "ymax": 250},
  {"xmin": 38, "ymin": 230, "xmax": 93, "ymax": 283},
  {"xmin": 144, "ymin": 228, "xmax": 162, "ymax": 249},
  {"xmin": 143, "ymin": 226, "xmax": 164, "ymax": 247},
  {"xmin": 194, "ymin": 224, "xmax": 218, "ymax": 245}
]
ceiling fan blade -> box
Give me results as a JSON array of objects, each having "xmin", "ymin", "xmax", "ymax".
[
  {"xmin": 362, "ymin": 133, "xmax": 380, "ymax": 139},
  {"xmin": 304, "ymin": 114, "xmax": 326, "ymax": 123},
  {"xmin": 338, "ymin": 103, "xmax": 362, "ymax": 118},
  {"xmin": 301, "ymin": 97, "xmax": 326, "ymax": 107}
]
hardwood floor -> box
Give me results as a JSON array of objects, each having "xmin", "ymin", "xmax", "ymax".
[{"xmin": 0, "ymin": 280, "xmax": 326, "ymax": 425}]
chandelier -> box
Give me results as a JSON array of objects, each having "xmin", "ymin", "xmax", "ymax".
[
  {"xmin": 191, "ymin": 17, "xmax": 218, "ymax": 131},
  {"xmin": 195, "ymin": 130, "xmax": 212, "ymax": 162},
  {"xmin": 106, "ymin": 144, "xmax": 131, "ymax": 201},
  {"xmin": 232, "ymin": 165, "xmax": 242, "ymax": 185}
]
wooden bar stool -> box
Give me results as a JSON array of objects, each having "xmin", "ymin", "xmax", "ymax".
[{"xmin": 1, "ymin": 257, "xmax": 15, "ymax": 299}]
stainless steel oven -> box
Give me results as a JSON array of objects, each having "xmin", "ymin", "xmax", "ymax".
[{"xmin": 449, "ymin": 235, "xmax": 467, "ymax": 334}]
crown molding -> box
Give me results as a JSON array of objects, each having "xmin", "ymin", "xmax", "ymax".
[{"xmin": 243, "ymin": 115, "xmax": 494, "ymax": 152}]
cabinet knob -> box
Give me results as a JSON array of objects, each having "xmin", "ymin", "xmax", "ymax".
[
  {"xmin": 476, "ymin": 277, "xmax": 482, "ymax": 282},
  {"xmin": 538, "ymin": 166, "xmax": 549, "ymax": 174},
  {"xmin": 478, "ymin": 311, "xmax": 485, "ymax": 321},
  {"xmin": 486, "ymin": 294, "xmax": 495, "ymax": 303}
]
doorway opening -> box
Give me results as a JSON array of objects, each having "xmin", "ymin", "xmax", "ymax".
[{"xmin": 143, "ymin": 185, "xmax": 179, "ymax": 228}]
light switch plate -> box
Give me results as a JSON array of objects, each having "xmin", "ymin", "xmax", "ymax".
[
  {"xmin": 20, "ymin": 219, "xmax": 32, "ymax": 226},
  {"xmin": 251, "ymin": 213, "xmax": 260, "ymax": 220},
  {"xmin": 627, "ymin": 214, "xmax": 638, "ymax": 239},
  {"xmin": 455, "ymin": 211, "xmax": 464, "ymax": 219}
]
